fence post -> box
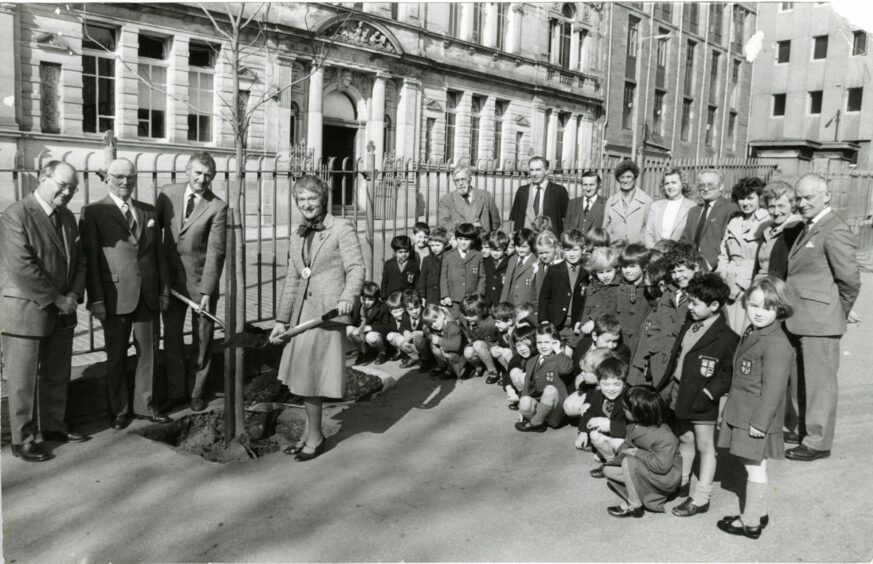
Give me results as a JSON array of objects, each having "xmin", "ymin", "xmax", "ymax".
[{"xmin": 366, "ymin": 142, "xmax": 376, "ymax": 279}]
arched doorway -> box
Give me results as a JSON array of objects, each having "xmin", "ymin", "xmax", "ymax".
[{"xmin": 323, "ymin": 91, "xmax": 359, "ymax": 211}]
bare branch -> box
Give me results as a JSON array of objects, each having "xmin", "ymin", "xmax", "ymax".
[
  {"xmin": 240, "ymin": 2, "xmax": 267, "ymax": 31},
  {"xmin": 199, "ymin": 4, "xmax": 234, "ymax": 43}
]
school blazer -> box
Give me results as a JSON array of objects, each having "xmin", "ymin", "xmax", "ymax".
[
  {"xmin": 521, "ymin": 353, "xmax": 572, "ymax": 399},
  {"xmin": 785, "ymin": 210, "xmax": 861, "ymax": 337},
  {"xmin": 381, "ymin": 257, "xmax": 419, "ymax": 298},
  {"xmin": 417, "ymin": 253, "xmax": 443, "ymax": 305},
  {"xmin": 350, "ymin": 301, "xmax": 392, "ymax": 335},
  {"xmin": 628, "ymin": 289, "xmax": 687, "ymax": 388},
  {"xmin": 563, "ymin": 195, "xmax": 606, "ymax": 237},
  {"xmin": 509, "ymin": 181, "xmax": 570, "ymax": 234},
  {"xmin": 538, "ymin": 261, "xmax": 589, "ymax": 329},
  {"xmin": 80, "ymin": 196, "xmax": 167, "ymax": 315},
  {"xmin": 724, "ymin": 321, "xmax": 793, "ymax": 434},
  {"xmin": 499, "ymin": 255, "xmax": 538, "ymax": 306},
  {"xmin": 438, "ymin": 188, "xmax": 502, "ymax": 234},
  {"xmin": 440, "ymin": 248, "xmax": 485, "ymax": 302},
  {"xmin": 425, "ymin": 319, "xmax": 464, "ymax": 353},
  {"xmin": 615, "ymin": 280, "xmax": 650, "ymax": 354},
  {"xmin": 602, "ymin": 188, "xmax": 653, "ymax": 245},
  {"xmin": 483, "ymin": 256, "xmax": 508, "ymax": 307},
  {"xmin": 580, "ymin": 278, "xmax": 620, "ymax": 323},
  {"xmin": 680, "ymin": 197, "xmax": 740, "ymax": 270},
  {"xmin": 643, "ymin": 197, "xmax": 696, "ymax": 248},
  {"xmin": 157, "ymin": 183, "xmax": 228, "ymax": 299},
  {"xmin": 660, "ymin": 313, "xmax": 739, "ymax": 420},
  {"xmin": 579, "ymin": 388, "xmax": 628, "ymax": 438},
  {"xmin": 0, "ymin": 195, "xmax": 86, "ymax": 336}
]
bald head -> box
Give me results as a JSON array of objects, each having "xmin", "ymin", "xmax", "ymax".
[
  {"xmin": 106, "ymin": 158, "xmax": 136, "ymax": 201},
  {"xmin": 794, "ymin": 173, "xmax": 830, "ymax": 220},
  {"xmin": 37, "ymin": 161, "xmax": 78, "ymax": 209}
]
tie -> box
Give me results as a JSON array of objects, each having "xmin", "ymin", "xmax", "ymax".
[
  {"xmin": 742, "ymin": 325, "xmax": 753, "ymax": 340},
  {"xmin": 122, "ymin": 203, "xmax": 137, "ymax": 234},
  {"xmin": 185, "ymin": 194, "xmax": 196, "ymax": 219},
  {"xmin": 569, "ymin": 264, "xmax": 578, "ymax": 272},
  {"xmin": 676, "ymin": 289, "xmax": 685, "ymax": 308},
  {"xmin": 533, "ymin": 185, "xmax": 542, "ymax": 216},
  {"xmin": 463, "ymin": 193, "xmax": 471, "ymax": 206},
  {"xmin": 603, "ymin": 399, "xmax": 614, "ymax": 418},
  {"xmin": 693, "ymin": 201, "xmax": 711, "ymax": 246},
  {"xmin": 50, "ymin": 210, "xmax": 62, "ymax": 236},
  {"xmin": 583, "ymin": 198, "xmax": 591, "ymax": 215},
  {"xmin": 629, "ymin": 283, "xmax": 637, "ymax": 304},
  {"xmin": 692, "ymin": 321, "xmax": 703, "ymax": 333}
]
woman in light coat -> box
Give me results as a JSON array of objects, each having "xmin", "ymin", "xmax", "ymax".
[
  {"xmin": 269, "ymin": 175, "xmax": 365, "ymax": 461},
  {"xmin": 643, "ymin": 168, "xmax": 696, "ymax": 248}
]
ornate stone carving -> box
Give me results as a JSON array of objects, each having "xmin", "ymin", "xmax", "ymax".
[
  {"xmin": 35, "ymin": 32, "xmax": 73, "ymax": 54},
  {"xmin": 425, "ymin": 99, "xmax": 443, "ymax": 113},
  {"xmin": 515, "ymin": 115, "xmax": 531, "ymax": 127},
  {"xmin": 323, "ymin": 20, "xmax": 397, "ymax": 54},
  {"xmin": 39, "ymin": 62, "xmax": 61, "ymax": 134}
]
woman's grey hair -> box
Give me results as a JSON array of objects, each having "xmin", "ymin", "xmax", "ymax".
[
  {"xmin": 293, "ymin": 175, "xmax": 330, "ymax": 207},
  {"xmin": 762, "ymin": 180, "xmax": 795, "ymax": 206}
]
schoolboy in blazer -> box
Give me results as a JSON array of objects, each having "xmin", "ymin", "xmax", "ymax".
[
  {"xmin": 382, "ymin": 243, "xmax": 420, "ymax": 298},
  {"xmin": 499, "ymin": 229, "xmax": 538, "ymax": 307},
  {"xmin": 439, "ymin": 223, "xmax": 485, "ymax": 311}
]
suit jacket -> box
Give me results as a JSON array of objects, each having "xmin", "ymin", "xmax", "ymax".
[
  {"xmin": 0, "ymin": 195, "xmax": 86, "ymax": 336},
  {"xmin": 80, "ymin": 196, "xmax": 167, "ymax": 315},
  {"xmin": 499, "ymin": 254, "xmax": 538, "ymax": 306},
  {"xmin": 603, "ymin": 188, "xmax": 653, "ymax": 245},
  {"xmin": 643, "ymin": 197, "xmax": 696, "ymax": 247},
  {"xmin": 156, "ymin": 183, "xmax": 227, "ymax": 299},
  {"xmin": 440, "ymin": 248, "xmax": 485, "ymax": 302},
  {"xmin": 724, "ymin": 321, "xmax": 793, "ymax": 434},
  {"xmin": 381, "ymin": 256, "xmax": 419, "ymax": 298},
  {"xmin": 660, "ymin": 313, "xmax": 739, "ymax": 420},
  {"xmin": 564, "ymin": 195, "xmax": 606, "ymax": 236},
  {"xmin": 579, "ymin": 388, "xmax": 628, "ymax": 438},
  {"xmin": 785, "ymin": 210, "xmax": 861, "ymax": 337},
  {"xmin": 483, "ymin": 255, "xmax": 508, "ymax": 307},
  {"xmin": 680, "ymin": 196, "xmax": 740, "ymax": 270},
  {"xmin": 628, "ymin": 289, "xmax": 688, "ymax": 388},
  {"xmin": 753, "ymin": 218, "xmax": 803, "ymax": 281},
  {"xmin": 438, "ymin": 188, "xmax": 502, "ymax": 233},
  {"xmin": 509, "ymin": 181, "xmax": 569, "ymax": 234},
  {"xmin": 538, "ymin": 260, "xmax": 589, "ymax": 329},
  {"xmin": 276, "ymin": 214, "xmax": 366, "ymax": 327},
  {"xmin": 417, "ymin": 253, "xmax": 443, "ymax": 305}
]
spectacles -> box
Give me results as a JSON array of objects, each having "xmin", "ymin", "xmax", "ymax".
[
  {"xmin": 108, "ymin": 174, "xmax": 136, "ymax": 183},
  {"xmin": 697, "ymin": 183, "xmax": 721, "ymax": 191},
  {"xmin": 46, "ymin": 176, "xmax": 78, "ymax": 194}
]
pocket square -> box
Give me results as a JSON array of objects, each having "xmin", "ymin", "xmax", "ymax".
[
  {"xmin": 147, "ymin": 218, "xmax": 156, "ymax": 228},
  {"xmin": 805, "ymin": 241, "xmax": 814, "ymax": 248}
]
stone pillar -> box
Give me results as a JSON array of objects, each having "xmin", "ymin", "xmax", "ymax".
[
  {"xmin": 483, "ymin": 3, "xmax": 498, "ymax": 48},
  {"xmin": 577, "ymin": 115, "xmax": 594, "ymax": 166},
  {"xmin": 506, "ymin": 4, "xmax": 523, "ymax": 54},
  {"xmin": 531, "ymin": 97, "xmax": 546, "ymax": 157},
  {"xmin": 563, "ymin": 113, "xmax": 578, "ymax": 168},
  {"xmin": 274, "ymin": 55, "xmax": 295, "ymax": 155},
  {"xmin": 395, "ymin": 78, "xmax": 420, "ymax": 160},
  {"xmin": 0, "ymin": 3, "xmax": 18, "ymax": 128},
  {"xmin": 370, "ymin": 74, "xmax": 386, "ymax": 167},
  {"xmin": 569, "ymin": 26, "xmax": 580, "ymax": 71},
  {"xmin": 168, "ymin": 36, "xmax": 189, "ymax": 144},
  {"xmin": 307, "ymin": 66, "xmax": 323, "ymax": 162},
  {"xmin": 545, "ymin": 110, "xmax": 559, "ymax": 162},
  {"xmin": 118, "ymin": 24, "xmax": 140, "ymax": 140},
  {"xmin": 459, "ymin": 3, "xmax": 474, "ymax": 42}
]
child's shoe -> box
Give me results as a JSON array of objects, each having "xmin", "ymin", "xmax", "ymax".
[
  {"xmin": 472, "ymin": 365, "xmax": 486, "ymax": 378},
  {"xmin": 355, "ymin": 350, "xmax": 376, "ymax": 366},
  {"xmin": 439, "ymin": 366, "xmax": 456, "ymax": 380},
  {"xmin": 485, "ymin": 370, "xmax": 500, "ymax": 384},
  {"xmin": 390, "ymin": 350, "xmax": 404, "ymax": 362},
  {"xmin": 515, "ymin": 420, "xmax": 547, "ymax": 433},
  {"xmin": 374, "ymin": 352, "xmax": 389, "ymax": 365},
  {"xmin": 399, "ymin": 356, "xmax": 419, "ymax": 369},
  {"xmin": 429, "ymin": 364, "xmax": 446, "ymax": 377}
]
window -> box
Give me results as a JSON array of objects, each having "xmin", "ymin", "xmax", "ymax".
[
  {"xmin": 709, "ymin": 51, "xmax": 720, "ymax": 103},
  {"xmin": 494, "ymin": 100, "xmax": 508, "ymax": 162},
  {"xmin": 470, "ymin": 95, "xmax": 484, "ymax": 164},
  {"xmin": 684, "ymin": 40, "xmax": 696, "ymax": 95},
  {"xmin": 425, "ymin": 117, "xmax": 436, "ymax": 162},
  {"xmin": 514, "ymin": 131, "xmax": 525, "ymax": 166},
  {"xmin": 472, "ymin": 2, "xmax": 484, "ymax": 44},
  {"xmin": 779, "ymin": 3, "xmax": 793, "ymax": 12},
  {"xmin": 137, "ymin": 34, "xmax": 169, "ymax": 139},
  {"xmin": 730, "ymin": 59, "xmax": 741, "ymax": 108},
  {"xmin": 289, "ymin": 102, "xmax": 300, "ymax": 145},
  {"xmin": 732, "ymin": 6, "xmax": 745, "ymax": 51},
  {"xmin": 813, "ymin": 35, "xmax": 828, "ymax": 60},
  {"xmin": 550, "ymin": 8, "xmax": 574, "ymax": 69},
  {"xmin": 622, "ymin": 82, "xmax": 635, "ymax": 130},
  {"xmin": 727, "ymin": 111, "xmax": 737, "ymax": 149},
  {"xmin": 705, "ymin": 105, "xmax": 716, "ymax": 146},
  {"xmin": 188, "ymin": 42, "xmax": 215, "ymax": 142},
  {"xmin": 777, "ymin": 40, "xmax": 790, "ymax": 64},
  {"xmin": 445, "ymin": 90, "xmax": 460, "ymax": 162},
  {"xmin": 81, "ymin": 24, "xmax": 116, "ymax": 134},
  {"xmin": 653, "ymin": 89, "xmax": 665, "ymax": 135},
  {"xmin": 655, "ymin": 3, "xmax": 672, "ymax": 23},
  {"xmin": 853, "ymin": 31, "xmax": 867, "ymax": 56},
  {"xmin": 496, "ymin": 3, "xmax": 508, "ymax": 51},
  {"xmin": 40, "ymin": 62, "xmax": 62, "ymax": 134},
  {"xmin": 657, "ymin": 34, "xmax": 669, "ymax": 68},
  {"xmin": 772, "ymin": 93, "xmax": 786, "ymax": 117},
  {"xmin": 448, "ymin": 3, "xmax": 461, "ymax": 38},
  {"xmin": 556, "ymin": 112, "xmax": 567, "ymax": 164},
  {"xmin": 627, "ymin": 16, "xmax": 639, "ymax": 57},
  {"xmin": 709, "ymin": 4, "xmax": 724, "ymax": 44},
  {"xmin": 847, "ymin": 87, "xmax": 863, "ymax": 112},
  {"xmin": 683, "ymin": 3, "xmax": 699, "ymax": 35},
  {"xmin": 809, "ymin": 91, "xmax": 823, "ymax": 115},
  {"xmin": 681, "ymin": 98, "xmax": 692, "ymax": 141}
]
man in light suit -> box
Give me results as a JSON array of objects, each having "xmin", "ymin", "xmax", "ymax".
[
  {"xmin": 563, "ymin": 170, "xmax": 606, "ymax": 236},
  {"xmin": 0, "ymin": 161, "xmax": 89, "ymax": 461},
  {"xmin": 603, "ymin": 159, "xmax": 653, "ymax": 245},
  {"xmin": 80, "ymin": 158, "xmax": 170, "ymax": 430},
  {"xmin": 157, "ymin": 152, "xmax": 227, "ymax": 412},
  {"xmin": 784, "ymin": 173, "xmax": 861, "ymax": 461},
  {"xmin": 680, "ymin": 169, "xmax": 739, "ymax": 270},
  {"xmin": 438, "ymin": 166, "xmax": 501, "ymax": 235},
  {"xmin": 509, "ymin": 156, "xmax": 569, "ymax": 234}
]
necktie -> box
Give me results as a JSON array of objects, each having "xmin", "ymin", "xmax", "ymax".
[
  {"xmin": 692, "ymin": 321, "xmax": 703, "ymax": 333},
  {"xmin": 603, "ymin": 399, "xmax": 614, "ymax": 418},
  {"xmin": 463, "ymin": 193, "xmax": 471, "ymax": 206},
  {"xmin": 676, "ymin": 289, "xmax": 685, "ymax": 307},
  {"xmin": 629, "ymin": 283, "xmax": 637, "ymax": 304},
  {"xmin": 533, "ymin": 185, "xmax": 542, "ymax": 216},
  {"xmin": 693, "ymin": 201, "xmax": 711, "ymax": 246},
  {"xmin": 185, "ymin": 194, "xmax": 196, "ymax": 219},
  {"xmin": 569, "ymin": 264, "xmax": 578, "ymax": 272},
  {"xmin": 742, "ymin": 325, "xmax": 753, "ymax": 340},
  {"xmin": 50, "ymin": 210, "xmax": 62, "ymax": 236},
  {"xmin": 583, "ymin": 198, "xmax": 591, "ymax": 215},
  {"xmin": 122, "ymin": 203, "xmax": 137, "ymax": 234}
]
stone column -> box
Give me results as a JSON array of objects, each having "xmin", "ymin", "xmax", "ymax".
[
  {"xmin": 506, "ymin": 4, "xmax": 523, "ymax": 54},
  {"xmin": 483, "ymin": 3, "xmax": 498, "ymax": 48},
  {"xmin": 531, "ymin": 96, "xmax": 546, "ymax": 157},
  {"xmin": 395, "ymin": 78, "xmax": 420, "ymax": 160},
  {"xmin": 273, "ymin": 55, "xmax": 295, "ymax": 155},
  {"xmin": 118, "ymin": 24, "xmax": 139, "ymax": 140},
  {"xmin": 545, "ymin": 110, "xmax": 559, "ymax": 163},
  {"xmin": 563, "ymin": 113, "xmax": 578, "ymax": 168},
  {"xmin": 459, "ymin": 3, "xmax": 473, "ymax": 42},
  {"xmin": 168, "ymin": 36, "xmax": 189, "ymax": 144},
  {"xmin": 370, "ymin": 74, "xmax": 386, "ymax": 167},
  {"xmin": 577, "ymin": 114, "xmax": 594, "ymax": 166},
  {"xmin": 569, "ymin": 25, "xmax": 580, "ymax": 71},
  {"xmin": 307, "ymin": 66, "xmax": 323, "ymax": 162},
  {"xmin": 0, "ymin": 3, "xmax": 18, "ymax": 128}
]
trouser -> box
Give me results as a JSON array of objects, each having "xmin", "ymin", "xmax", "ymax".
[
  {"xmin": 795, "ymin": 335, "xmax": 841, "ymax": 451},
  {"xmin": 1, "ymin": 328, "xmax": 74, "ymax": 445},
  {"xmin": 162, "ymin": 296, "xmax": 217, "ymax": 399},
  {"xmin": 103, "ymin": 300, "xmax": 158, "ymax": 418}
]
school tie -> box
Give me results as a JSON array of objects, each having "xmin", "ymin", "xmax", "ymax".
[
  {"xmin": 693, "ymin": 201, "xmax": 711, "ymax": 246},
  {"xmin": 692, "ymin": 321, "xmax": 703, "ymax": 333},
  {"xmin": 583, "ymin": 198, "xmax": 591, "ymax": 215},
  {"xmin": 185, "ymin": 194, "xmax": 196, "ymax": 219},
  {"xmin": 569, "ymin": 264, "xmax": 578, "ymax": 272},
  {"xmin": 676, "ymin": 289, "xmax": 686, "ymax": 308},
  {"xmin": 629, "ymin": 283, "xmax": 637, "ymax": 304},
  {"xmin": 603, "ymin": 399, "xmax": 614, "ymax": 418},
  {"xmin": 122, "ymin": 202, "xmax": 137, "ymax": 234},
  {"xmin": 533, "ymin": 185, "xmax": 542, "ymax": 216},
  {"xmin": 742, "ymin": 325, "xmax": 753, "ymax": 340}
]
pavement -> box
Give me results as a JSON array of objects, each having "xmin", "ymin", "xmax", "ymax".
[{"xmin": 3, "ymin": 274, "xmax": 873, "ymax": 562}]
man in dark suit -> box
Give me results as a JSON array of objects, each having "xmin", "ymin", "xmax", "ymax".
[
  {"xmin": 680, "ymin": 169, "xmax": 739, "ymax": 271},
  {"xmin": 80, "ymin": 158, "xmax": 170, "ymax": 430},
  {"xmin": 509, "ymin": 156, "xmax": 569, "ymax": 234},
  {"xmin": 157, "ymin": 152, "xmax": 227, "ymax": 412},
  {"xmin": 563, "ymin": 170, "xmax": 605, "ymax": 236},
  {"xmin": 0, "ymin": 161, "xmax": 89, "ymax": 461},
  {"xmin": 784, "ymin": 174, "xmax": 861, "ymax": 461}
]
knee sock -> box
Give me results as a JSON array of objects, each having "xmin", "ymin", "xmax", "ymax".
[
  {"xmin": 691, "ymin": 481, "xmax": 713, "ymax": 506},
  {"xmin": 742, "ymin": 480, "xmax": 768, "ymax": 525},
  {"xmin": 530, "ymin": 401, "xmax": 553, "ymax": 426}
]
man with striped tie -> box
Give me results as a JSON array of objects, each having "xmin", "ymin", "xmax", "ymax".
[{"xmin": 80, "ymin": 158, "xmax": 170, "ymax": 430}]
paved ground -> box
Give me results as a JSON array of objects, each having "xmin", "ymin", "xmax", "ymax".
[{"xmin": 2, "ymin": 274, "xmax": 873, "ymax": 562}]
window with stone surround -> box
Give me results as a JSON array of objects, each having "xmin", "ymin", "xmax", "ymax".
[
  {"xmin": 705, "ymin": 105, "xmax": 716, "ymax": 146},
  {"xmin": 853, "ymin": 31, "xmax": 867, "ymax": 56},
  {"xmin": 653, "ymin": 89, "xmax": 665, "ymax": 135},
  {"xmin": 425, "ymin": 117, "xmax": 436, "ymax": 162},
  {"xmin": 445, "ymin": 90, "xmax": 461, "ymax": 163},
  {"xmin": 709, "ymin": 50, "xmax": 720, "ymax": 104},
  {"xmin": 472, "ymin": 2, "xmax": 484, "ymax": 44},
  {"xmin": 514, "ymin": 131, "xmax": 524, "ymax": 167},
  {"xmin": 813, "ymin": 35, "xmax": 828, "ymax": 60},
  {"xmin": 289, "ymin": 102, "xmax": 300, "ymax": 145},
  {"xmin": 549, "ymin": 4, "xmax": 575, "ymax": 70},
  {"xmin": 556, "ymin": 112, "xmax": 567, "ymax": 165},
  {"xmin": 808, "ymin": 91, "xmax": 823, "ymax": 115},
  {"xmin": 684, "ymin": 40, "xmax": 696, "ymax": 96},
  {"xmin": 681, "ymin": 98, "xmax": 692, "ymax": 141},
  {"xmin": 137, "ymin": 34, "xmax": 170, "ymax": 139},
  {"xmin": 847, "ymin": 87, "xmax": 863, "ymax": 112},
  {"xmin": 470, "ymin": 95, "xmax": 484, "ymax": 164},
  {"xmin": 494, "ymin": 100, "xmax": 508, "ymax": 164},
  {"xmin": 188, "ymin": 42, "xmax": 216, "ymax": 142},
  {"xmin": 727, "ymin": 111, "xmax": 737, "ymax": 150},
  {"xmin": 622, "ymin": 82, "xmax": 635, "ymax": 130},
  {"xmin": 449, "ymin": 3, "xmax": 461, "ymax": 38},
  {"xmin": 772, "ymin": 93, "xmax": 786, "ymax": 117},
  {"xmin": 81, "ymin": 23, "xmax": 117, "ymax": 134},
  {"xmin": 496, "ymin": 3, "xmax": 508, "ymax": 51}
]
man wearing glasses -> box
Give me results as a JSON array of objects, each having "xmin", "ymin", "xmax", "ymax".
[
  {"xmin": 438, "ymin": 166, "xmax": 501, "ymax": 235},
  {"xmin": 80, "ymin": 158, "xmax": 170, "ymax": 431},
  {"xmin": 0, "ymin": 161, "xmax": 89, "ymax": 461},
  {"xmin": 156, "ymin": 152, "xmax": 227, "ymax": 413},
  {"xmin": 680, "ymin": 169, "xmax": 739, "ymax": 271}
]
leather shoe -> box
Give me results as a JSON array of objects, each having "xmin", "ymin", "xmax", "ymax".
[
  {"xmin": 717, "ymin": 516, "xmax": 764, "ymax": 539},
  {"xmin": 485, "ymin": 371, "xmax": 500, "ymax": 384},
  {"xmin": 607, "ymin": 504, "xmax": 644, "ymax": 518},
  {"xmin": 719, "ymin": 514, "xmax": 769, "ymax": 529},
  {"xmin": 148, "ymin": 411, "xmax": 173, "ymax": 424},
  {"xmin": 42, "ymin": 430, "xmax": 90, "ymax": 443},
  {"xmin": 418, "ymin": 360, "xmax": 435, "ymax": 373},
  {"xmin": 590, "ymin": 466, "xmax": 605, "ymax": 479},
  {"xmin": 283, "ymin": 441, "xmax": 306, "ymax": 455},
  {"xmin": 11, "ymin": 442, "xmax": 52, "ymax": 462},
  {"xmin": 672, "ymin": 497, "xmax": 710, "ymax": 517},
  {"xmin": 294, "ymin": 440, "xmax": 326, "ymax": 462},
  {"xmin": 399, "ymin": 357, "xmax": 419, "ymax": 369},
  {"xmin": 374, "ymin": 352, "xmax": 389, "ymax": 365},
  {"xmin": 783, "ymin": 430, "xmax": 801, "ymax": 444},
  {"xmin": 190, "ymin": 397, "xmax": 208, "ymax": 412},
  {"xmin": 159, "ymin": 397, "xmax": 188, "ymax": 413},
  {"xmin": 112, "ymin": 415, "xmax": 133, "ymax": 431},
  {"xmin": 515, "ymin": 420, "xmax": 547, "ymax": 433},
  {"xmin": 785, "ymin": 444, "xmax": 830, "ymax": 461},
  {"xmin": 677, "ymin": 482, "xmax": 690, "ymax": 498}
]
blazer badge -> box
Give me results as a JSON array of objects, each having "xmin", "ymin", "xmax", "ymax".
[
  {"xmin": 741, "ymin": 359, "xmax": 752, "ymax": 375},
  {"xmin": 545, "ymin": 371, "xmax": 555, "ymax": 382},
  {"xmin": 699, "ymin": 356, "xmax": 718, "ymax": 378},
  {"xmin": 406, "ymin": 272, "xmax": 415, "ymax": 284}
]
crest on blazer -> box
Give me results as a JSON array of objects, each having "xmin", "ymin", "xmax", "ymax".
[
  {"xmin": 406, "ymin": 272, "xmax": 415, "ymax": 284},
  {"xmin": 472, "ymin": 265, "xmax": 479, "ymax": 274},
  {"xmin": 741, "ymin": 359, "xmax": 752, "ymax": 375},
  {"xmin": 545, "ymin": 371, "xmax": 556, "ymax": 382},
  {"xmin": 699, "ymin": 356, "xmax": 717, "ymax": 378}
]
